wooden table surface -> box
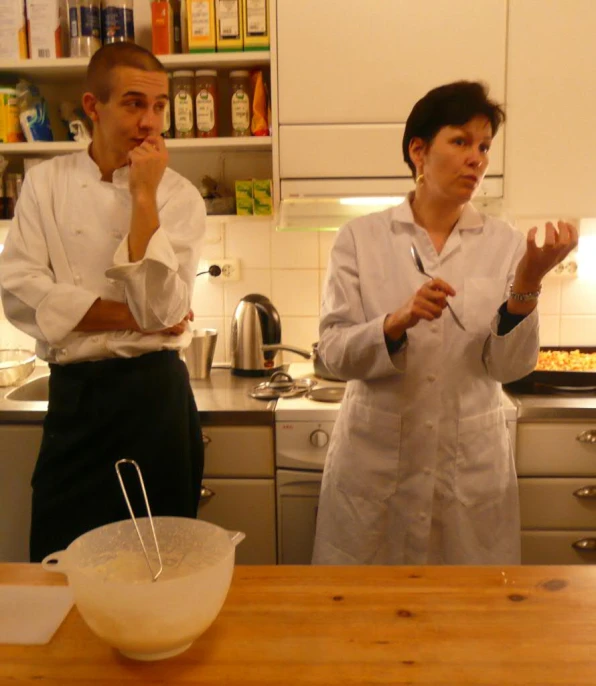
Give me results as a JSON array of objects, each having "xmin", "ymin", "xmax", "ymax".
[{"xmin": 2, "ymin": 563, "xmax": 596, "ymax": 685}]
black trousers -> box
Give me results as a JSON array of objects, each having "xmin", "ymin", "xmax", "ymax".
[{"xmin": 30, "ymin": 350, "xmax": 204, "ymax": 562}]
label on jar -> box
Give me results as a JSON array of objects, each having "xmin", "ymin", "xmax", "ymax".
[
  {"xmin": 162, "ymin": 99, "xmax": 171, "ymax": 135},
  {"xmin": 190, "ymin": 0, "xmax": 211, "ymax": 38},
  {"xmin": 246, "ymin": 0, "xmax": 266, "ymax": 35},
  {"xmin": 231, "ymin": 89, "xmax": 250, "ymax": 133},
  {"xmin": 175, "ymin": 91, "xmax": 194, "ymax": 133},
  {"xmin": 102, "ymin": 6, "xmax": 134, "ymax": 43},
  {"xmin": 196, "ymin": 89, "xmax": 215, "ymax": 132},
  {"xmin": 70, "ymin": 6, "xmax": 101, "ymax": 38},
  {"xmin": 218, "ymin": 0, "xmax": 240, "ymax": 38}
]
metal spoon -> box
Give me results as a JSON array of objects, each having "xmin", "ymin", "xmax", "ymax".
[{"xmin": 410, "ymin": 244, "xmax": 466, "ymax": 331}]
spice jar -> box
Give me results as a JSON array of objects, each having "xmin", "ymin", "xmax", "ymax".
[
  {"xmin": 101, "ymin": 0, "xmax": 135, "ymax": 44},
  {"xmin": 229, "ymin": 70, "xmax": 251, "ymax": 137},
  {"xmin": 161, "ymin": 74, "xmax": 173, "ymax": 138},
  {"xmin": 172, "ymin": 70, "xmax": 195, "ymax": 139},
  {"xmin": 194, "ymin": 69, "xmax": 218, "ymax": 138}
]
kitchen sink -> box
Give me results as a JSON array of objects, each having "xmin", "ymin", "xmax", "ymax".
[{"xmin": 6, "ymin": 374, "xmax": 50, "ymax": 402}]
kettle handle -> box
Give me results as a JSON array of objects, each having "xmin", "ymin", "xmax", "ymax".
[{"xmin": 261, "ymin": 344, "xmax": 311, "ymax": 359}]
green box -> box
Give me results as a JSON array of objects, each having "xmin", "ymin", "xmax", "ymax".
[
  {"xmin": 235, "ymin": 180, "xmax": 254, "ymax": 215},
  {"xmin": 253, "ymin": 179, "xmax": 273, "ymax": 216}
]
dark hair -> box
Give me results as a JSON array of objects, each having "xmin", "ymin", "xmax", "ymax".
[
  {"xmin": 84, "ymin": 43, "xmax": 166, "ymax": 103},
  {"xmin": 402, "ymin": 81, "xmax": 505, "ymax": 178}
]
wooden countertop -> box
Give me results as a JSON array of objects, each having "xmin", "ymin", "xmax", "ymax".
[{"xmin": 2, "ymin": 563, "xmax": 596, "ymax": 685}]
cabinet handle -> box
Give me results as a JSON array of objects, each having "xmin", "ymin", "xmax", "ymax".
[
  {"xmin": 572, "ymin": 538, "xmax": 596, "ymax": 552},
  {"xmin": 576, "ymin": 430, "xmax": 596, "ymax": 444},
  {"xmin": 202, "ymin": 434, "xmax": 212, "ymax": 446},
  {"xmin": 573, "ymin": 486, "xmax": 596, "ymax": 499},
  {"xmin": 200, "ymin": 486, "xmax": 215, "ymax": 501}
]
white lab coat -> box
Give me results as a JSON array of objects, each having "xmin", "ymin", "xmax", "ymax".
[{"xmin": 312, "ymin": 199, "xmax": 539, "ymax": 565}]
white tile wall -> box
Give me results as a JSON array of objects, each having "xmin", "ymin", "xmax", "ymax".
[{"xmin": 0, "ymin": 215, "xmax": 594, "ymax": 360}]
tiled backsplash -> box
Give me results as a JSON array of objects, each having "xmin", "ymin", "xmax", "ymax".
[{"xmin": 1, "ymin": 216, "xmax": 594, "ymax": 361}]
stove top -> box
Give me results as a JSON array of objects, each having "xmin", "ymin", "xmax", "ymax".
[
  {"xmin": 275, "ymin": 363, "xmax": 345, "ymax": 420},
  {"xmin": 277, "ymin": 363, "xmax": 518, "ymax": 422}
]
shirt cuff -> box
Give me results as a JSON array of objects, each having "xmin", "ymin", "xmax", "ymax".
[
  {"xmin": 496, "ymin": 301, "xmax": 528, "ymax": 336},
  {"xmin": 106, "ymin": 228, "xmax": 179, "ymax": 279},
  {"xmin": 36, "ymin": 285, "xmax": 100, "ymax": 345},
  {"xmin": 385, "ymin": 331, "xmax": 408, "ymax": 355}
]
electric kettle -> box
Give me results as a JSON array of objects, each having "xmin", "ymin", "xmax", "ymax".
[{"xmin": 230, "ymin": 294, "xmax": 282, "ymax": 376}]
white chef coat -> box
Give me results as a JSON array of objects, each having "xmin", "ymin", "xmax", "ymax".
[
  {"xmin": 0, "ymin": 150, "xmax": 205, "ymax": 364},
  {"xmin": 312, "ymin": 197, "xmax": 539, "ymax": 566}
]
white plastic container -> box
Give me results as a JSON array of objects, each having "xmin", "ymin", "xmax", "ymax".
[
  {"xmin": 26, "ymin": 0, "xmax": 63, "ymax": 59},
  {"xmin": 0, "ymin": 0, "xmax": 28, "ymax": 59},
  {"xmin": 42, "ymin": 517, "xmax": 245, "ymax": 661}
]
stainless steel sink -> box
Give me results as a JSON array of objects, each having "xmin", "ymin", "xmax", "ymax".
[{"xmin": 5, "ymin": 374, "xmax": 50, "ymax": 402}]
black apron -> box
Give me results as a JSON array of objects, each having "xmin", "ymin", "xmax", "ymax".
[{"xmin": 29, "ymin": 350, "xmax": 204, "ymax": 562}]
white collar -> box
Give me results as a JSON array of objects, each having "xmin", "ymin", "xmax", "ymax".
[{"xmin": 390, "ymin": 192, "xmax": 484, "ymax": 231}]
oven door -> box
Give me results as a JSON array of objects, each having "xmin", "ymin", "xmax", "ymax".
[{"xmin": 276, "ymin": 469, "xmax": 322, "ymax": 564}]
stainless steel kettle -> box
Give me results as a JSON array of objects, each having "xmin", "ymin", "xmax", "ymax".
[{"xmin": 230, "ymin": 294, "xmax": 282, "ymax": 376}]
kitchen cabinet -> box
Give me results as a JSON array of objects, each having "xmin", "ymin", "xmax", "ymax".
[
  {"xmin": 199, "ymin": 425, "xmax": 276, "ymax": 564},
  {"xmin": 505, "ymin": 0, "xmax": 596, "ymax": 215},
  {"xmin": 276, "ymin": 0, "xmax": 507, "ymax": 125},
  {"xmin": 517, "ymin": 420, "xmax": 596, "ymax": 564},
  {"xmin": 0, "ymin": 424, "xmax": 43, "ymax": 562},
  {"xmin": 275, "ymin": 0, "xmax": 506, "ymax": 198}
]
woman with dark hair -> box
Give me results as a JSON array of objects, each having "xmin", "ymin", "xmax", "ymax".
[{"xmin": 312, "ymin": 81, "xmax": 577, "ymax": 566}]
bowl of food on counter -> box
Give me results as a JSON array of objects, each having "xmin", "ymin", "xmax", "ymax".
[
  {"xmin": 42, "ymin": 517, "xmax": 245, "ymax": 661},
  {"xmin": 0, "ymin": 349, "xmax": 36, "ymax": 387}
]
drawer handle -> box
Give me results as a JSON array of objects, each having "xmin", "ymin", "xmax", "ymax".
[
  {"xmin": 572, "ymin": 538, "xmax": 596, "ymax": 552},
  {"xmin": 202, "ymin": 434, "xmax": 212, "ymax": 446},
  {"xmin": 200, "ymin": 486, "xmax": 216, "ymax": 501},
  {"xmin": 573, "ymin": 486, "xmax": 596, "ymax": 499},
  {"xmin": 576, "ymin": 430, "xmax": 596, "ymax": 444}
]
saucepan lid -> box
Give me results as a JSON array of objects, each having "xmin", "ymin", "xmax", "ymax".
[
  {"xmin": 306, "ymin": 386, "xmax": 345, "ymax": 403},
  {"xmin": 250, "ymin": 371, "xmax": 317, "ymax": 400}
]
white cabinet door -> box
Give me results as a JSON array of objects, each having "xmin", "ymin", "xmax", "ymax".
[
  {"xmin": 276, "ymin": 0, "xmax": 506, "ymax": 125},
  {"xmin": 506, "ymin": 0, "xmax": 596, "ymax": 215},
  {"xmin": 0, "ymin": 425, "xmax": 43, "ymax": 562},
  {"xmin": 198, "ymin": 478, "xmax": 277, "ymax": 564}
]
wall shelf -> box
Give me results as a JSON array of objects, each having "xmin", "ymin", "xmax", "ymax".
[
  {"xmin": 0, "ymin": 137, "xmax": 272, "ymax": 155},
  {"xmin": 0, "ymin": 52, "xmax": 271, "ymax": 81}
]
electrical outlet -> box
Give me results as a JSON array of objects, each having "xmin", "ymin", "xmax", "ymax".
[
  {"xmin": 210, "ymin": 258, "xmax": 240, "ymax": 282},
  {"xmin": 549, "ymin": 254, "xmax": 578, "ymax": 279}
]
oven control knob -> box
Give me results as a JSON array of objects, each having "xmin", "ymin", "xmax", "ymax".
[{"xmin": 309, "ymin": 429, "xmax": 329, "ymax": 448}]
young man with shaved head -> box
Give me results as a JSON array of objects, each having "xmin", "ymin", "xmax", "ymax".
[{"xmin": 0, "ymin": 43, "xmax": 206, "ymax": 561}]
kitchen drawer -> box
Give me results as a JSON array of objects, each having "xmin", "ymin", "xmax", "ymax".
[
  {"xmin": 199, "ymin": 478, "xmax": 276, "ymax": 565},
  {"xmin": 521, "ymin": 530, "xmax": 596, "ymax": 565},
  {"xmin": 516, "ymin": 422, "xmax": 596, "ymax": 476},
  {"xmin": 202, "ymin": 425, "xmax": 274, "ymax": 478},
  {"xmin": 519, "ymin": 477, "xmax": 596, "ymax": 529}
]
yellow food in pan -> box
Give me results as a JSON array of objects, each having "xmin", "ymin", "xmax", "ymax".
[{"xmin": 536, "ymin": 350, "xmax": 596, "ymax": 372}]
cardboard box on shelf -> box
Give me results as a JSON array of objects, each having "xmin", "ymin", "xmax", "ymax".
[
  {"xmin": 234, "ymin": 180, "xmax": 254, "ymax": 215},
  {"xmin": 252, "ymin": 179, "xmax": 272, "ymax": 215}
]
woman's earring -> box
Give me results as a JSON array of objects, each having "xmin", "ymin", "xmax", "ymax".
[{"xmin": 415, "ymin": 173, "xmax": 424, "ymax": 185}]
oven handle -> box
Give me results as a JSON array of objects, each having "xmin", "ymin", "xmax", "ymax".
[
  {"xmin": 573, "ymin": 486, "xmax": 596, "ymax": 499},
  {"xmin": 572, "ymin": 538, "xmax": 596, "ymax": 552},
  {"xmin": 200, "ymin": 486, "xmax": 216, "ymax": 501},
  {"xmin": 576, "ymin": 430, "xmax": 596, "ymax": 444}
]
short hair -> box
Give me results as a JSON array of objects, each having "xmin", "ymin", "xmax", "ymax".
[
  {"xmin": 402, "ymin": 81, "xmax": 506, "ymax": 178},
  {"xmin": 84, "ymin": 43, "xmax": 166, "ymax": 103}
]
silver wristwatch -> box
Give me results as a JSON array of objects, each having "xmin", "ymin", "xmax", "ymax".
[{"xmin": 509, "ymin": 284, "xmax": 542, "ymax": 301}]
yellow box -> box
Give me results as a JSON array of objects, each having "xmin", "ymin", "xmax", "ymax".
[
  {"xmin": 186, "ymin": 0, "xmax": 216, "ymax": 53},
  {"xmin": 0, "ymin": 88, "xmax": 24, "ymax": 143},
  {"xmin": 252, "ymin": 179, "xmax": 272, "ymax": 215},
  {"xmin": 241, "ymin": 0, "xmax": 269, "ymax": 51},
  {"xmin": 215, "ymin": 0, "xmax": 243, "ymax": 52},
  {"xmin": 235, "ymin": 180, "xmax": 254, "ymax": 215}
]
